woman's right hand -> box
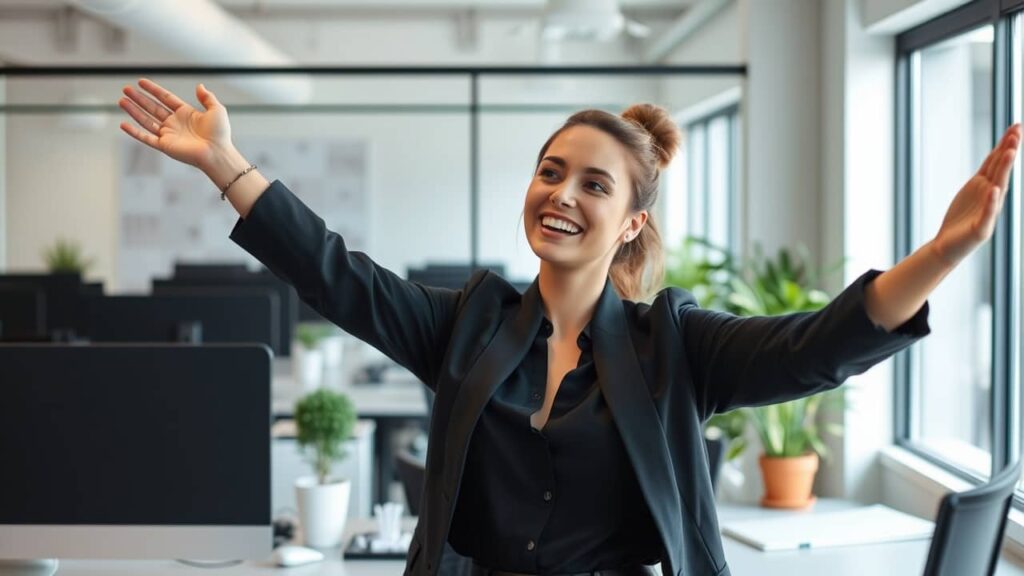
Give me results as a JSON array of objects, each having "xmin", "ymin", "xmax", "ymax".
[{"xmin": 118, "ymin": 78, "xmax": 232, "ymax": 172}]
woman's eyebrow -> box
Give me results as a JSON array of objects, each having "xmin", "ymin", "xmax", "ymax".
[{"xmin": 541, "ymin": 156, "xmax": 616, "ymax": 184}]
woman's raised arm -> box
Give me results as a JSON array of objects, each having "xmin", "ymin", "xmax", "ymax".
[{"xmin": 117, "ymin": 79, "xmax": 472, "ymax": 390}]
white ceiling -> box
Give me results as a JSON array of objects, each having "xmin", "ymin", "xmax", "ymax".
[{"xmin": 0, "ymin": 0, "xmax": 694, "ymax": 9}]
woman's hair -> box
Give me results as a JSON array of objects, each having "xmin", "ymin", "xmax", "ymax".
[{"xmin": 535, "ymin": 103, "xmax": 682, "ymax": 301}]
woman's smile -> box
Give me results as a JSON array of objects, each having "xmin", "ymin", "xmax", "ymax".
[{"xmin": 539, "ymin": 222, "xmax": 582, "ymax": 240}]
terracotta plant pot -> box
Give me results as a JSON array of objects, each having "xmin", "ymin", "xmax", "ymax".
[{"xmin": 758, "ymin": 451, "xmax": 819, "ymax": 509}]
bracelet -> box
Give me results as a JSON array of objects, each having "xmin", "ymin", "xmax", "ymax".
[{"xmin": 220, "ymin": 164, "xmax": 258, "ymax": 201}]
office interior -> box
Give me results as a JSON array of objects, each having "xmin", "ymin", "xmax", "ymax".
[{"xmin": 2, "ymin": 0, "xmax": 1024, "ymax": 574}]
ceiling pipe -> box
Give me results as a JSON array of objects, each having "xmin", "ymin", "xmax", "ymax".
[
  {"xmin": 642, "ymin": 0, "xmax": 732, "ymax": 63},
  {"xmin": 72, "ymin": 0, "xmax": 313, "ymax": 104}
]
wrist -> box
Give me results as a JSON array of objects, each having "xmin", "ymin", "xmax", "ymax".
[
  {"xmin": 926, "ymin": 238, "xmax": 958, "ymax": 272},
  {"xmin": 200, "ymin": 145, "xmax": 250, "ymax": 189}
]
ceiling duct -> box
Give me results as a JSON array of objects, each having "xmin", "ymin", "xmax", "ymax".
[
  {"xmin": 540, "ymin": 0, "xmax": 650, "ymax": 42},
  {"xmin": 73, "ymin": 0, "xmax": 313, "ymax": 105}
]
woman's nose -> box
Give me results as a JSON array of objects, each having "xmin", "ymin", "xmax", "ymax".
[{"xmin": 549, "ymin": 185, "xmax": 575, "ymax": 207}]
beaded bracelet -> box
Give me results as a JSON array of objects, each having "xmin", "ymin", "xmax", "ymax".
[{"xmin": 220, "ymin": 164, "xmax": 258, "ymax": 201}]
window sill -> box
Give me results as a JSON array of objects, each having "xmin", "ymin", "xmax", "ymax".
[{"xmin": 879, "ymin": 444, "xmax": 1024, "ymax": 563}]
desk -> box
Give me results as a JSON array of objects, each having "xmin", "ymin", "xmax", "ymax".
[
  {"xmin": 272, "ymin": 359, "xmax": 428, "ymax": 506},
  {"xmin": 52, "ymin": 501, "xmax": 1024, "ymax": 575}
]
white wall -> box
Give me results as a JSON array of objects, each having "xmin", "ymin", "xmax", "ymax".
[
  {"xmin": 744, "ymin": 0, "xmax": 822, "ymax": 262},
  {"xmin": 819, "ymin": 0, "xmax": 900, "ymax": 505}
]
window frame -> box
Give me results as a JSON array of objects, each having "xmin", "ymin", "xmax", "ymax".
[{"xmin": 894, "ymin": 0, "xmax": 1022, "ymax": 493}]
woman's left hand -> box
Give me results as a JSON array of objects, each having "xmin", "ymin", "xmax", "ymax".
[{"xmin": 932, "ymin": 123, "xmax": 1022, "ymax": 267}]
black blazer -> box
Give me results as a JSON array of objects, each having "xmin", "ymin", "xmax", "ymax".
[{"xmin": 230, "ymin": 181, "xmax": 931, "ymax": 576}]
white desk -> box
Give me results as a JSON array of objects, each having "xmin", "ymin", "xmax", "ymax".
[{"xmin": 52, "ymin": 501, "xmax": 1024, "ymax": 575}]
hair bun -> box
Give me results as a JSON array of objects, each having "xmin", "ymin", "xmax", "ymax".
[{"xmin": 621, "ymin": 103, "xmax": 681, "ymax": 170}]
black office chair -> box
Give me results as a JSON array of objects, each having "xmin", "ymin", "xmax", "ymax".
[
  {"xmin": 922, "ymin": 457, "xmax": 1023, "ymax": 576},
  {"xmin": 395, "ymin": 447, "xmax": 426, "ymax": 516}
]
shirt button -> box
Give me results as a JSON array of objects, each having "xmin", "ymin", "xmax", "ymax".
[
  {"xmin": 531, "ymin": 391, "xmax": 542, "ymax": 401},
  {"xmin": 526, "ymin": 540, "xmax": 536, "ymax": 551},
  {"xmin": 543, "ymin": 490, "xmax": 553, "ymax": 502},
  {"xmin": 541, "ymin": 320, "xmax": 553, "ymax": 337}
]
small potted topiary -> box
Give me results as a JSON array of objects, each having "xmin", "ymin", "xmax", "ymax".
[
  {"xmin": 42, "ymin": 237, "xmax": 94, "ymax": 276},
  {"xmin": 294, "ymin": 388, "xmax": 358, "ymax": 549},
  {"xmin": 293, "ymin": 322, "xmax": 333, "ymax": 390}
]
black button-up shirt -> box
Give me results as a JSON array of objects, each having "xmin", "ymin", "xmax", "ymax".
[{"xmin": 447, "ymin": 315, "xmax": 662, "ymax": 572}]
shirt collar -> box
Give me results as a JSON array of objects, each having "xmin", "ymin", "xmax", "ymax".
[{"xmin": 538, "ymin": 315, "xmax": 594, "ymax": 346}]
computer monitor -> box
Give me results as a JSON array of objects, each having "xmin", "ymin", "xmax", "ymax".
[
  {"xmin": 0, "ymin": 284, "xmax": 47, "ymax": 341},
  {"xmin": 156, "ymin": 266, "xmax": 299, "ymax": 356},
  {"xmin": 150, "ymin": 284, "xmax": 289, "ymax": 356},
  {"xmin": 406, "ymin": 262, "xmax": 506, "ymax": 290},
  {"xmin": 0, "ymin": 343, "xmax": 272, "ymax": 560},
  {"xmin": 83, "ymin": 293, "xmax": 279, "ymax": 353},
  {"xmin": 173, "ymin": 262, "xmax": 251, "ymax": 279},
  {"xmin": 0, "ymin": 273, "xmax": 90, "ymax": 336}
]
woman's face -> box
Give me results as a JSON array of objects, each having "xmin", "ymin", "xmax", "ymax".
[{"xmin": 524, "ymin": 124, "xmax": 648, "ymax": 271}]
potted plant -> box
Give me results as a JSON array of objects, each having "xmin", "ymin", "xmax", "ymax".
[
  {"xmin": 725, "ymin": 242, "xmax": 846, "ymax": 509},
  {"xmin": 294, "ymin": 322, "xmax": 333, "ymax": 390},
  {"xmin": 41, "ymin": 237, "xmax": 94, "ymax": 275},
  {"xmin": 294, "ymin": 388, "xmax": 358, "ymax": 548}
]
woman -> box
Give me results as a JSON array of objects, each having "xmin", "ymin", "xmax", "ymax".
[{"xmin": 118, "ymin": 79, "xmax": 1020, "ymax": 576}]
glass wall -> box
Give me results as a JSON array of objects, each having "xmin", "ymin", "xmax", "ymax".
[{"xmin": 0, "ymin": 70, "xmax": 743, "ymax": 296}]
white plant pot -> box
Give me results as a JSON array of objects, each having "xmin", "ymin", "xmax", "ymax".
[
  {"xmin": 294, "ymin": 346, "xmax": 324, "ymax": 391},
  {"xmin": 321, "ymin": 335, "xmax": 345, "ymax": 369},
  {"xmin": 295, "ymin": 476, "xmax": 351, "ymax": 548}
]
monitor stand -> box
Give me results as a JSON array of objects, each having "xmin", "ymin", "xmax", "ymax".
[{"xmin": 0, "ymin": 560, "xmax": 59, "ymax": 576}]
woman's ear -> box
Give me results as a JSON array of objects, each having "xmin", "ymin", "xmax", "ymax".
[{"xmin": 623, "ymin": 211, "xmax": 648, "ymax": 242}]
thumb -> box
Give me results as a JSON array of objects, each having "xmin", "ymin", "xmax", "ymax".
[{"xmin": 196, "ymin": 83, "xmax": 219, "ymax": 110}]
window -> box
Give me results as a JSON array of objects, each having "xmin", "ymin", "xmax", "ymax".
[
  {"xmin": 896, "ymin": 0, "xmax": 1024, "ymax": 490},
  {"xmin": 664, "ymin": 105, "xmax": 740, "ymax": 260},
  {"xmin": 910, "ymin": 24, "xmax": 995, "ymax": 478}
]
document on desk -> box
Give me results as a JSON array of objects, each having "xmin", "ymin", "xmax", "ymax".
[{"xmin": 721, "ymin": 504, "xmax": 935, "ymax": 551}]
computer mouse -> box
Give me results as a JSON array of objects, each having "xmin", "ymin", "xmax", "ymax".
[{"xmin": 270, "ymin": 544, "xmax": 325, "ymax": 567}]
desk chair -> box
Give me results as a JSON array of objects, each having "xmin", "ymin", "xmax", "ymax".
[{"xmin": 923, "ymin": 457, "xmax": 1023, "ymax": 576}]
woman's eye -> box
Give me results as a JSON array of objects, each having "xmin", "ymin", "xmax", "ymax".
[{"xmin": 538, "ymin": 169, "xmax": 606, "ymax": 194}]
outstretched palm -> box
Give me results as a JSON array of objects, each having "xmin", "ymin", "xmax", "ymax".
[
  {"xmin": 933, "ymin": 124, "xmax": 1022, "ymax": 266},
  {"xmin": 118, "ymin": 78, "xmax": 232, "ymax": 170}
]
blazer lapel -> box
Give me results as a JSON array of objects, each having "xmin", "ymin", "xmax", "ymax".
[
  {"xmin": 442, "ymin": 277, "xmax": 544, "ymax": 495},
  {"xmin": 591, "ymin": 277, "xmax": 684, "ymax": 576}
]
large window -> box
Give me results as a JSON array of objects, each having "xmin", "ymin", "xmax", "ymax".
[
  {"xmin": 664, "ymin": 104, "xmax": 740, "ymax": 259},
  {"xmin": 897, "ymin": 0, "xmax": 1024, "ymax": 490},
  {"xmin": 910, "ymin": 24, "xmax": 995, "ymax": 478}
]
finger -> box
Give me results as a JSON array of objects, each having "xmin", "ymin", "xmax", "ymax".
[
  {"xmin": 118, "ymin": 97, "xmax": 162, "ymax": 136},
  {"xmin": 979, "ymin": 127, "xmax": 1015, "ymax": 180},
  {"xmin": 196, "ymin": 83, "xmax": 220, "ymax": 112},
  {"xmin": 122, "ymin": 85, "xmax": 171, "ymax": 122},
  {"xmin": 138, "ymin": 77, "xmax": 187, "ymax": 111},
  {"xmin": 119, "ymin": 121, "xmax": 160, "ymax": 150},
  {"xmin": 995, "ymin": 145, "xmax": 1018, "ymax": 192},
  {"xmin": 986, "ymin": 125, "xmax": 1024, "ymax": 180},
  {"xmin": 978, "ymin": 142, "xmax": 1003, "ymax": 180}
]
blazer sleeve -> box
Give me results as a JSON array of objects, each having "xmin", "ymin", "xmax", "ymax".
[
  {"xmin": 677, "ymin": 268, "xmax": 931, "ymax": 420},
  {"xmin": 229, "ymin": 180, "xmax": 466, "ymax": 390}
]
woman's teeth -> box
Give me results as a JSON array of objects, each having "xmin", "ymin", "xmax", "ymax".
[{"xmin": 541, "ymin": 216, "xmax": 582, "ymax": 235}]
